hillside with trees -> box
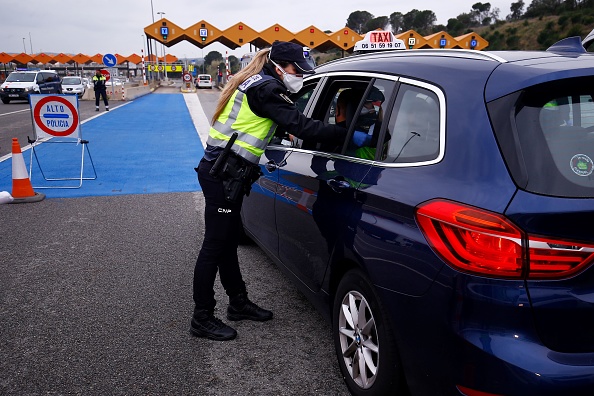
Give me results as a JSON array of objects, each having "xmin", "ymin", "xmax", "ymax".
[
  {"xmin": 345, "ymin": 0, "xmax": 594, "ymax": 50},
  {"xmin": 203, "ymin": 1, "xmax": 594, "ymax": 76}
]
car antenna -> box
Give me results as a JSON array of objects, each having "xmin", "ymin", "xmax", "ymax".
[{"xmin": 546, "ymin": 36, "xmax": 587, "ymax": 54}]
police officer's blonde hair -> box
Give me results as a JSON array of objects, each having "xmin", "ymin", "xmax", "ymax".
[{"xmin": 211, "ymin": 48, "xmax": 271, "ymax": 125}]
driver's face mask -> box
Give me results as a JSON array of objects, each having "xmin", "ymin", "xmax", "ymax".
[{"xmin": 360, "ymin": 103, "xmax": 380, "ymax": 116}]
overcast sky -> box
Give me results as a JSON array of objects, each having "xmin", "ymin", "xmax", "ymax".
[{"xmin": 2, "ymin": 0, "xmax": 515, "ymax": 60}]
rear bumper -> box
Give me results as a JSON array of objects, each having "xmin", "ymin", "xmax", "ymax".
[{"xmin": 379, "ymin": 273, "xmax": 594, "ymax": 395}]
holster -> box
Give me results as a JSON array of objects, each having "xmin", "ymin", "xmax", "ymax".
[{"xmin": 219, "ymin": 154, "xmax": 263, "ymax": 203}]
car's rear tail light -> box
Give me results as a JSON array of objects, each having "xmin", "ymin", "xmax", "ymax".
[
  {"xmin": 416, "ymin": 200, "xmax": 594, "ymax": 280},
  {"xmin": 527, "ymin": 236, "xmax": 594, "ymax": 278},
  {"xmin": 457, "ymin": 384, "xmax": 503, "ymax": 396}
]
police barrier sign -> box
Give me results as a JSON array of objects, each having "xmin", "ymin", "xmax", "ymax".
[{"xmin": 30, "ymin": 94, "xmax": 80, "ymax": 139}]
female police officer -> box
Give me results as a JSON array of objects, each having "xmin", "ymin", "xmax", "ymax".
[{"xmin": 190, "ymin": 41, "xmax": 346, "ymax": 341}]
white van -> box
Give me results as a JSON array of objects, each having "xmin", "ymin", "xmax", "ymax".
[
  {"xmin": 0, "ymin": 70, "xmax": 62, "ymax": 104},
  {"xmin": 196, "ymin": 74, "xmax": 213, "ymax": 89}
]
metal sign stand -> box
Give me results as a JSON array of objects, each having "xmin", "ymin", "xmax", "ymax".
[{"xmin": 28, "ymin": 138, "xmax": 97, "ymax": 189}]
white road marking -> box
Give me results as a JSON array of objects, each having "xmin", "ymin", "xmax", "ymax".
[{"xmin": 183, "ymin": 93, "xmax": 211, "ymax": 148}]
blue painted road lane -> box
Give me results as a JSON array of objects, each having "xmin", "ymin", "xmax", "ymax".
[{"xmin": 0, "ymin": 93, "xmax": 205, "ymax": 198}]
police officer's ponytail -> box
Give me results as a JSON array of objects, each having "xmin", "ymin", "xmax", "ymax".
[{"xmin": 211, "ymin": 48, "xmax": 271, "ymax": 125}]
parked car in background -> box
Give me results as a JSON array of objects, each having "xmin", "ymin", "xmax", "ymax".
[
  {"xmin": 196, "ymin": 74, "xmax": 212, "ymax": 89},
  {"xmin": 0, "ymin": 70, "xmax": 61, "ymax": 104},
  {"xmin": 61, "ymin": 76, "xmax": 86, "ymax": 97},
  {"xmin": 105, "ymin": 78, "xmax": 123, "ymax": 87},
  {"xmin": 241, "ymin": 36, "xmax": 594, "ymax": 396}
]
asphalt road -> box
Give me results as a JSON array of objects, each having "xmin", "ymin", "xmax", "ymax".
[{"xmin": 0, "ymin": 86, "xmax": 350, "ymax": 395}]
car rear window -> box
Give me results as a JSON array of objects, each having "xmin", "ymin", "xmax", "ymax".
[
  {"xmin": 489, "ymin": 77, "xmax": 594, "ymax": 197},
  {"xmin": 199, "ymin": 75, "xmax": 211, "ymax": 81}
]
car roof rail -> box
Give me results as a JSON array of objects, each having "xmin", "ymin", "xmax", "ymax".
[
  {"xmin": 547, "ymin": 36, "xmax": 587, "ymax": 54},
  {"xmin": 367, "ymin": 48, "xmax": 508, "ymax": 63}
]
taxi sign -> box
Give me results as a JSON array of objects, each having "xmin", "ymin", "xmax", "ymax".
[{"xmin": 353, "ymin": 30, "xmax": 405, "ymax": 53}]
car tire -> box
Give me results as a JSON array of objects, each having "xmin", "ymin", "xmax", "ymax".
[
  {"xmin": 333, "ymin": 269, "xmax": 407, "ymax": 396},
  {"xmin": 1, "ymin": 98, "xmax": 9, "ymax": 104}
]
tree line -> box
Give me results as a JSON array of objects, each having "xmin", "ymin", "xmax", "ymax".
[
  {"xmin": 346, "ymin": 0, "xmax": 594, "ymax": 36},
  {"xmin": 199, "ymin": 0, "xmax": 594, "ymax": 77}
]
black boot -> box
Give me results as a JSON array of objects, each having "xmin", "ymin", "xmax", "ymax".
[
  {"xmin": 227, "ymin": 293, "xmax": 273, "ymax": 322},
  {"xmin": 190, "ymin": 309, "xmax": 237, "ymax": 341}
]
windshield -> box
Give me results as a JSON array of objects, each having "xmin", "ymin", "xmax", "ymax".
[
  {"xmin": 6, "ymin": 73, "xmax": 35, "ymax": 82},
  {"xmin": 62, "ymin": 77, "xmax": 81, "ymax": 85}
]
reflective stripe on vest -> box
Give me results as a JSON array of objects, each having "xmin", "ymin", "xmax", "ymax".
[{"xmin": 207, "ymin": 83, "xmax": 277, "ymax": 164}]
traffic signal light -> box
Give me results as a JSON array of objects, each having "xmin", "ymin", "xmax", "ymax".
[{"xmin": 161, "ymin": 24, "xmax": 168, "ymax": 41}]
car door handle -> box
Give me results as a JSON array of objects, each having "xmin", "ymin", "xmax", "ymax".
[
  {"xmin": 265, "ymin": 161, "xmax": 278, "ymax": 172},
  {"xmin": 327, "ymin": 178, "xmax": 352, "ymax": 192}
]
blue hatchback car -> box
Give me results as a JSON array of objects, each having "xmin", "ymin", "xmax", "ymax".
[{"xmin": 241, "ymin": 36, "xmax": 594, "ymax": 396}]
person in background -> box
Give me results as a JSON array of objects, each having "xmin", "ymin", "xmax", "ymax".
[
  {"xmin": 190, "ymin": 41, "xmax": 346, "ymax": 341},
  {"xmin": 92, "ymin": 70, "xmax": 109, "ymax": 112}
]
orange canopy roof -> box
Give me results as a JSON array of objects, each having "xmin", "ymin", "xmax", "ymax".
[
  {"xmin": 113, "ymin": 53, "xmax": 126, "ymax": 65},
  {"xmin": 0, "ymin": 51, "xmax": 182, "ymax": 66},
  {"xmin": 0, "ymin": 52, "xmax": 13, "ymax": 63},
  {"xmin": 12, "ymin": 53, "xmax": 33, "ymax": 64},
  {"xmin": 33, "ymin": 53, "xmax": 55, "ymax": 64},
  {"xmin": 52, "ymin": 53, "xmax": 74, "ymax": 64},
  {"xmin": 89, "ymin": 54, "xmax": 104, "ymax": 64},
  {"xmin": 71, "ymin": 53, "xmax": 91, "ymax": 64},
  {"xmin": 124, "ymin": 54, "xmax": 142, "ymax": 64}
]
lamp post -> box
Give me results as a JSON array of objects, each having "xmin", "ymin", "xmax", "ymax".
[
  {"xmin": 149, "ymin": 0, "xmax": 156, "ymax": 80},
  {"xmin": 142, "ymin": 34, "xmax": 150, "ymax": 82},
  {"xmin": 22, "ymin": 38, "xmax": 26, "ymax": 53},
  {"xmin": 157, "ymin": 11, "xmax": 167, "ymax": 81}
]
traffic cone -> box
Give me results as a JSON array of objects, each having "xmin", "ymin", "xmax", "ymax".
[{"xmin": 10, "ymin": 138, "xmax": 45, "ymax": 204}]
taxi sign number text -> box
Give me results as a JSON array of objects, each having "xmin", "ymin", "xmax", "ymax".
[{"xmin": 358, "ymin": 41, "xmax": 403, "ymax": 50}]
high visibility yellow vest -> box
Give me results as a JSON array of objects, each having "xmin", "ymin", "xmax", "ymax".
[{"xmin": 207, "ymin": 73, "xmax": 278, "ymax": 164}]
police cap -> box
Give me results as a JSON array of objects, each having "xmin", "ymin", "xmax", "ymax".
[{"xmin": 270, "ymin": 41, "xmax": 315, "ymax": 74}]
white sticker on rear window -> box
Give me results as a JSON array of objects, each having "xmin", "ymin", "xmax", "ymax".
[{"xmin": 570, "ymin": 154, "xmax": 593, "ymax": 177}]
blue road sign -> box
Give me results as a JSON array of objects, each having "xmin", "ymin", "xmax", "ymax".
[{"xmin": 103, "ymin": 53, "xmax": 117, "ymax": 67}]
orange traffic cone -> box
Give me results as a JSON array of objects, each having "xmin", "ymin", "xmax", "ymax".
[{"xmin": 10, "ymin": 138, "xmax": 45, "ymax": 203}]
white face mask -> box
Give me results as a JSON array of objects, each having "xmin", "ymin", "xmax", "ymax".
[
  {"xmin": 271, "ymin": 59, "xmax": 303, "ymax": 93},
  {"xmin": 282, "ymin": 73, "xmax": 304, "ymax": 93}
]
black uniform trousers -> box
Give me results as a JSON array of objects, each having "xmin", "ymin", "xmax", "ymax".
[
  {"xmin": 95, "ymin": 89, "xmax": 108, "ymax": 107},
  {"xmin": 193, "ymin": 157, "xmax": 246, "ymax": 313}
]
